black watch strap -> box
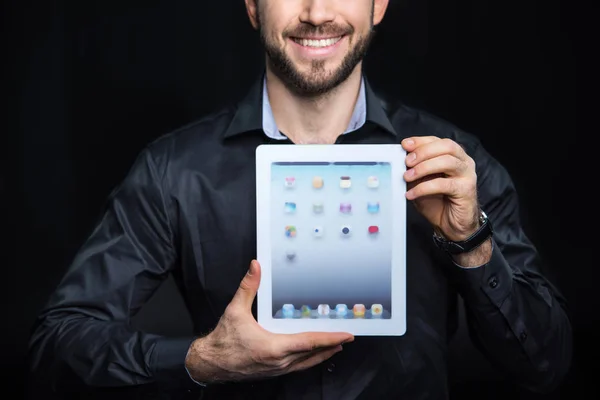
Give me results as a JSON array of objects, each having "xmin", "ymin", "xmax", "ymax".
[{"xmin": 432, "ymin": 211, "xmax": 493, "ymax": 254}]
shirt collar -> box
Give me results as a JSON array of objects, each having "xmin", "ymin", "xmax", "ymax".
[
  {"xmin": 262, "ymin": 77, "xmax": 367, "ymax": 140},
  {"xmin": 223, "ymin": 73, "xmax": 397, "ymax": 139}
]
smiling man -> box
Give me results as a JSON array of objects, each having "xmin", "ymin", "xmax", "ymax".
[{"xmin": 29, "ymin": 1, "xmax": 572, "ymax": 399}]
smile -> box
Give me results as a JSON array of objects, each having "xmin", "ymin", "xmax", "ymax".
[{"xmin": 291, "ymin": 36, "xmax": 343, "ymax": 48}]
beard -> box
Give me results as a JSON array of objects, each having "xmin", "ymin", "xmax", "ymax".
[{"xmin": 258, "ymin": 18, "xmax": 374, "ymax": 97}]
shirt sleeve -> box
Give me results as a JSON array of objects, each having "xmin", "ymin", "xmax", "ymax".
[
  {"xmin": 28, "ymin": 148, "xmax": 200, "ymax": 393},
  {"xmin": 446, "ymin": 139, "xmax": 573, "ymax": 393}
]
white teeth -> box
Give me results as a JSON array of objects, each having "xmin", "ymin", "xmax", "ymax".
[{"xmin": 293, "ymin": 37, "xmax": 342, "ymax": 48}]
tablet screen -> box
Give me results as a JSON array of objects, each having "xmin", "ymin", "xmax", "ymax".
[{"xmin": 270, "ymin": 161, "xmax": 392, "ymax": 320}]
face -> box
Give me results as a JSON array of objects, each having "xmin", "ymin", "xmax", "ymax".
[{"xmin": 246, "ymin": 0, "xmax": 389, "ymax": 96}]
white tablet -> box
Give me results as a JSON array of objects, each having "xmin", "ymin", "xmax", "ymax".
[{"xmin": 255, "ymin": 144, "xmax": 407, "ymax": 336}]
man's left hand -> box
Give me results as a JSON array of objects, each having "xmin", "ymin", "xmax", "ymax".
[{"xmin": 401, "ymin": 136, "xmax": 491, "ymax": 266}]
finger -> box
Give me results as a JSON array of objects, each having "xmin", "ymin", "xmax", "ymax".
[
  {"xmin": 229, "ymin": 260, "xmax": 262, "ymax": 310},
  {"xmin": 401, "ymin": 136, "xmax": 439, "ymax": 152},
  {"xmin": 404, "ymin": 154, "xmax": 467, "ymax": 183},
  {"xmin": 277, "ymin": 344, "xmax": 335, "ymax": 368},
  {"xmin": 287, "ymin": 345, "xmax": 343, "ymax": 373},
  {"xmin": 405, "ymin": 138, "xmax": 468, "ymax": 168},
  {"xmin": 406, "ymin": 173, "xmax": 445, "ymax": 192},
  {"xmin": 281, "ymin": 332, "xmax": 354, "ymax": 354},
  {"xmin": 406, "ymin": 176, "xmax": 467, "ymax": 200}
]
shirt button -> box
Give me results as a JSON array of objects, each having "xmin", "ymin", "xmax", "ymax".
[
  {"xmin": 326, "ymin": 362, "xmax": 335, "ymax": 372},
  {"xmin": 489, "ymin": 277, "xmax": 498, "ymax": 288},
  {"xmin": 520, "ymin": 330, "xmax": 528, "ymax": 342}
]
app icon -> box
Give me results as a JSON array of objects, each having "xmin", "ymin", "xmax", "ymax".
[
  {"xmin": 371, "ymin": 304, "xmax": 383, "ymax": 317},
  {"xmin": 282, "ymin": 304, "xmax": 295, "ymax": 318},
  {"xmin": 285, "ymin": 250, "xmax": 296, "ymax": 261},
  {"xmin": 284, "ymin": 176, "xmax": 296, "ymax": 188},
  {"xmin": 340, "ymin": 226, "xmax": 352, "ymax": 237},
  {"xmin": 335, "ymin": 304, "xmax": 348, "ymax": 317},
  {"xmin": 313, "ymin": 226, "xmax": 324, "ymax": 237},
  {"xmin": 312, "ymin": 202, "xmax": 324, "ymax": 214},
  {"xmin": 312, "ymin": 176, "xmax": 324, "ymax": 189},
  {"xmin": 317, "ymin": 304, "xmax": 330, "ymax": 316},
  {"xmin": 339, "ymin": 203, "xmax": 352, "ymax": 214},
  {"xmin": 353, "ymin": 304, "xmax": 366, "ymax": 317},
  {"xmin": 301, "ymin": 305, "xmax": 312, "ymax": 318},
  {"xmin": 367, "ymin": 176, "xmax": 379, "ymax": 188},
  {"xmin": 285, "ymin": 226, "xmax": 297, "ymax": 238},
  {"xmin": 367, "ymin": 202, "xmax": 380, "ymax": 213},
  {"xmin": 284, "ymin": 202, "xmax": 296, "ymax": 213},
  {"xmin": 368, "ymin": 225, "xmax": 379, "ymax": 235},
  {"xmin": 340, "ymin": 176, "xmax": 351, "ymax": 189}
]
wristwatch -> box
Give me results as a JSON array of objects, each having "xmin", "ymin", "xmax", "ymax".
[{"xmin": 432, "ymin": 211, "xmax": 493, "ymax": 254}]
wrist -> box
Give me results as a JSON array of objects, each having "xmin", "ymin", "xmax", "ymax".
[
  {"xmin": 433, "ymin": 211, "xmax": 493, "ymax": 256},
  {"xmin": 185, "ymin": 336, "xmax": 216, "ymax": 385},
  {"xmin": 452, "ymin": 237, "xmax": 493, "ymax": 268},
  {"xmin": 436, "ymin": 209, "xmax": 481, "ymax": 242}
]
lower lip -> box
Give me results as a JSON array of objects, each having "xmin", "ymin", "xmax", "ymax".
[{"xmin": 289, "ymin": 36, "xmax": 346, "ymax": 58}]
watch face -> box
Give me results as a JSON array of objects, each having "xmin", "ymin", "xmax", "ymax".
[{"xmin": 479, "ymin": 210, "xmax": 488, "ymax": 224}]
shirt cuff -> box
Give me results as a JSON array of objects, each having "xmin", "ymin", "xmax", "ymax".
[
  {"xmin": 448, "ymin": 239, "xmax": 513, "ymax": 309},
  {"xmin": 150, "ymin": 336, "xmax": 204, "ymax": 391}
]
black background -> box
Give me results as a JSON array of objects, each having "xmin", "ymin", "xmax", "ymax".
[{"xmin": 4, "ymin": 0, "xmax": 596, "ymax": 398}]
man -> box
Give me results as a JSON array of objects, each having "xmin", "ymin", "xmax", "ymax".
[{"xmin": 29, "ymin": 0, "xmax": 572, "ymax": 399}]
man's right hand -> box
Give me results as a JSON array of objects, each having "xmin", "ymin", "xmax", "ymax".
[{"xmin": 185, "ymin": 260, "xmax": 354, "ymax": 384}]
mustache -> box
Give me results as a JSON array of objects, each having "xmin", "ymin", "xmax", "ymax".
[{"xmin": 284, "ymin": 23, "xmax": 354, "ymax": 38}]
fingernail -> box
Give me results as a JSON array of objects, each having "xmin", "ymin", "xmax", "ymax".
[
  {"xmin": 405, "ymin": 168, "xmax": 415, "ymax": 178},
  {"xmin": 248, "ymin": 260, "xmax": 256, "ymax": 276},
  {"xmin": 407, "ymin": 153, "xmax": 416, "ymax": 163},
  {"xmin": 403, "ymin": 139, "xmax": 414, "ymax": 147}
]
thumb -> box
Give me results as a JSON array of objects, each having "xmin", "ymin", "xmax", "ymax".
[{"xmin": 230, "ymin": 260, "xmax": 261, "ymax": 310}]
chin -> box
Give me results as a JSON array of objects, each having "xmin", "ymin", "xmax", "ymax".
[{"xmin": 298, "ymin": 67, "xmax": 343, "ymax": 83}]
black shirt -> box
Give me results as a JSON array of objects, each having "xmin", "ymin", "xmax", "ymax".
[{"xmin": 28, "ymin": 75, "xmax": 572, "ymax": 399}]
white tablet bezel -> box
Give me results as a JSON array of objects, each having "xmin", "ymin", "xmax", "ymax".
[{"xmin": 256, "ymin": 144, "xmax": 407, "ymax": 336}]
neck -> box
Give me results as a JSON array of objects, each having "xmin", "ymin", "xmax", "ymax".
[{"xmin": 265, "ymin": 66, "xmax": 363, "ymax": 144}]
